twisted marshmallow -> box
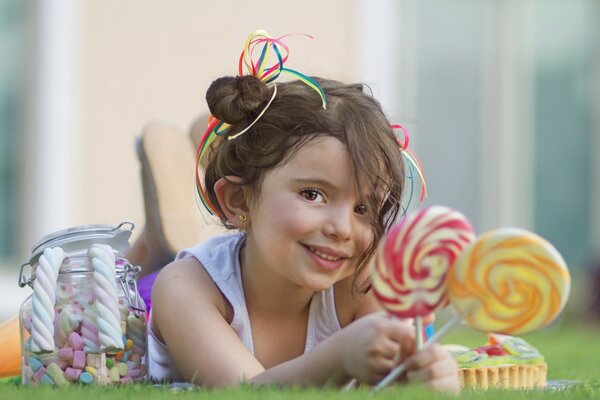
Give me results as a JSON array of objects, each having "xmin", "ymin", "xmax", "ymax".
[
  {"xmin": 81, "ymin": 308, "xmax": 101, "ymax": 352},
  {"xmin": 31, "ymin": 247, "xmax": 66, "ymax": 353},
  {"xmin": 89, "ymin": 244, "xmax": 123, "ymax": 351}
]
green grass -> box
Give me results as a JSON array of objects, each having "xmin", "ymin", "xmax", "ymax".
[
  {"xmin": 1, "ymin": 318, "xmax": 599, "ymax": 399},
  {"xmin": 1, "ymin": 380, "xmax": 599, "ymax": 400}
]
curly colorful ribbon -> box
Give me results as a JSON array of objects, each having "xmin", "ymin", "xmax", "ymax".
[
  {"xmin": 392, "ymin": 124, "xmax": 427, "ymax": 214},
  {"xmin": 195, "ymin": 30, "xmax": 328, "ymax": 217},
  {"xmin": 239, "ymin": 30, "xmax": 326, "ymax": 105}
]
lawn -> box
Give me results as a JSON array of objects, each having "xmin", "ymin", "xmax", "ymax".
[{"xmin": 1, "ymin": 316, "xmax": 598, "ymax": 400}]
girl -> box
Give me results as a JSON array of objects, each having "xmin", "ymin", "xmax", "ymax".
[{"xmin": 149, "ymin": 34, "xmax": 459, "ymax": 392}]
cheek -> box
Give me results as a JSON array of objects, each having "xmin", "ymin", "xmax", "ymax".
[
  {"xmin": 357, "ymin": 224, "xmax": 375, "ymax": 253},
  {"xmin": 280, "ymin": 208, "xmax": 315, "ymax": 236},
  {"xmin": 264, "ymin": 197, "xmax": 313, "ymax": 235}
]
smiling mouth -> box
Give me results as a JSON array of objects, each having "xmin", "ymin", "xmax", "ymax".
[{"xmin": 307, "ymin": 246, "xmax": 344, "ymax": 261}]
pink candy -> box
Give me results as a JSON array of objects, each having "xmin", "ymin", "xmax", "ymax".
[
  {"xmin": 72, "ymin": 350, "xmax": 86, "ymax": 370},
  {"xmin": 65, "ymin": 367, "xmax": 82, "ymax": 381},
  {"xmin": 58, "ymin": 347, "xmax": 73, "ymax": 361},
  {"xmin": 68, "ymin": 332, "xmax": 84, "ymax": 350}
]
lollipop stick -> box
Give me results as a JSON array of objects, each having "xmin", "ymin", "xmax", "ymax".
[
  {"xmin": 372, "ymin": 313, "xmax": 463, "ymax": 392},
  {"xmin": 415, "ymin": 316, "xmax": 424, "ymax": 349}
]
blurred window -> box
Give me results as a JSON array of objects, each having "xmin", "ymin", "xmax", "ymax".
[
  {"xmin": 533, "ymin": 1, "xmax": 597, "ymax": 269},
  {"xmin": 413, "ymin": 0, "xmax": 598, "ymax": 269},
  {"xmin": 0, "ymin": 0, "xmax": 24, "ymax": 261}
]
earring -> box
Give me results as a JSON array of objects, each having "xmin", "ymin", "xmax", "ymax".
[{"xmin": 238, "ymin": 214, "xmax": 248, "ymax": 223}]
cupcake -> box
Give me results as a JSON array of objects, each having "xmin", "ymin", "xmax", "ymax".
[{"xmin": 448, "ymin": 333, "xmax": 547, "ymax": 389}]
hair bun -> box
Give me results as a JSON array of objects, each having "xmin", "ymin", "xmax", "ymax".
[{"xmin": 206, "ymin": 75, "xmax": 270, "ymax": 124}]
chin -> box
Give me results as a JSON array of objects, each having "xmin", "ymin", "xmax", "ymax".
[{"xmin": 302, "ymin": 277, "xmax": 339, "ymax": 292}]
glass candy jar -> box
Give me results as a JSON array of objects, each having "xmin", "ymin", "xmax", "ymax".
[{"xmin": 18, "ymin": 222, "xmax": 148, "ymax": 386}]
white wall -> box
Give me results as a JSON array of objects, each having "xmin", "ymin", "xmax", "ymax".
[{"xmin": 20, "ymin": 0, "xmax": 359, "ymax": 260}]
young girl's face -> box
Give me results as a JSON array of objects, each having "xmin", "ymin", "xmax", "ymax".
[{"xmin": 244, "ymin": 136, "xmax": 374, "ymax": 292}]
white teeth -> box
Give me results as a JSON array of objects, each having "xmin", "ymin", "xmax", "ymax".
[{"xmin": 309, "ymin": 246, "xmax": 341, "ymax": 261}]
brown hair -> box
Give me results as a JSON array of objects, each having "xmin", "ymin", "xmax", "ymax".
[{"xmin": 204, "ymin": 75, "xmax": 405, "ymax": 292}]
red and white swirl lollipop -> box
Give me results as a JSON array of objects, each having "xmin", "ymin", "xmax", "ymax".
[
  {"xmin": 372, "ymin": 206, "xmax": 476, "ymax": 320},
  {"xmin": 368, "ymin": 206, "xmax": 475, "ymax": 391}
]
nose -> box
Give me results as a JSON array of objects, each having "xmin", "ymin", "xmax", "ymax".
[{"xmin": 323, "ymin": 204, "xmax": 353, "ymax": 241}]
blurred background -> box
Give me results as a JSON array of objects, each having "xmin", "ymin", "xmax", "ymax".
[{"xmin": 1, "ymin": 0, "xmax": 599, "ymax": 323}]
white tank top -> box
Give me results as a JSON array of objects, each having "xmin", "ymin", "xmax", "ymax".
[{"xmin": 148, "ymin": 233, "xmax": 342, "ymax": 382}]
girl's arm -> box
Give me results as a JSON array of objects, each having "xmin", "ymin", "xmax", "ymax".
[
  {"xmin": 152, "ymin": 258, "xmax": 264, "ymax": 386},
  {"xmin": 152, "ymin": 258, "xmax": 413, "ymax": 387}
]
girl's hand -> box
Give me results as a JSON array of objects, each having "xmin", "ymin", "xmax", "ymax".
[
  {"xmin": 338, "ymin": 312, "xmax": 414, "ymax": 385},
  {"xmin": 404, "ymin": 344, "xmax": 461, "ymax": 394}
]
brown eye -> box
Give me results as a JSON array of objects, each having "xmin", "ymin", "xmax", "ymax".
[
  {"xmin": 355, "ymin": 203, "xmax": 368, "ymax": 216},
  {"xmin": 300, "ymin": 188, "xmax": 324, "ymax": 202}
]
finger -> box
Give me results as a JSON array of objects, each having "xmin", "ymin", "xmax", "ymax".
[
  {"xmin": 369, "ymin": 317, "xmax": 416, "ymax": 362},
  {"xmin": 383, "ymin": 319, "xmax": 415, "ymax": 346},
  {"xmin": 364, "ymin": 334, "xmax": 402, "ymax": 362},
  {"xmin": 377, "ymin": 338, "xmax": 403, "ymax": 361},
  {"xmin": 373, "ymin": 357, "xmax": 396, "ymax": 375},
  {"xmin": 366, "ymin": 358, "xmax": 396, "ymax": 384},
  {"xmin": 391, "ymin": 331, "xmax": 416, "ymax": 363},
  {"xmin": 406, "ymin": 355, "xmax": 458, "ymax": 383},
  {"xmin": 404, "ymin": 344, "xmax": 449, "ymax": 370},
  {"xmin": 423, "ymin": 375, "xmax": 461, "ymax": 395}
]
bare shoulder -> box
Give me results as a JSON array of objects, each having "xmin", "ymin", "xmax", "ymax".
[
  {"xmin": 151, "ymin": 257, "xmax": 231, "ymax": 334},
  {"xmin": 333, "ymin": 276, "xmax": 383, "ymax": 327}
]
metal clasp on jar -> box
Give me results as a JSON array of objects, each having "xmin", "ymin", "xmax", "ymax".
[
  {"xmin": 18, "ymin": 262, "xmax": 34, "ymax": 288},
  {"xmin": 118, "ymin": 263, "xmax": 147, "ymax": 318}
]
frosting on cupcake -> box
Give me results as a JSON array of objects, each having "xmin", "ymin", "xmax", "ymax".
[{"xmin": 449, "ymin": 334, "xmax": 544, "ymax": 368}]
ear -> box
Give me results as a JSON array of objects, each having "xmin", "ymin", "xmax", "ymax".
[{"xmin": 213, "ymin": 176, "xmax": 250, "ymax": 228}]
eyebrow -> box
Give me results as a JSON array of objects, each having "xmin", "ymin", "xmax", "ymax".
[{"xmin": 291, "ymin": 178, "xmax": 337, "ymax": 190}]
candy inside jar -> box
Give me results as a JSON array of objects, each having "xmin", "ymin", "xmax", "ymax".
[{"xmin": 18, "ymin": 222, "xmax": 148, "ymax": 386}]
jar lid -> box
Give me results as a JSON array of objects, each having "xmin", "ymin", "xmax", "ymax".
[{"xmin": 28, "ymin": 221, "xmax": 135, "ymax": 265}]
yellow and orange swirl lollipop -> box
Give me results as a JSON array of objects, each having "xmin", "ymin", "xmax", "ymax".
[
  {"xmin": 372, "ymin": 206, "xmax": 475, "ymax": 318},
  {"xmin": 447, "ymin": 228, "xmax": 571, "ymax": 335}
]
